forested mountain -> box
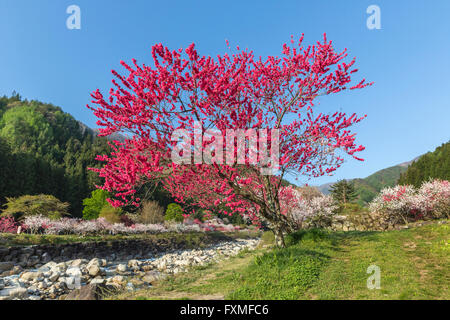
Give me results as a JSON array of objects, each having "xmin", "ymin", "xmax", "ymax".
[
  {"xmin": 318, "ymin": 164, "xmax": 409, "ymax": 203},
  {"xmin": 318, "ymin": 158, "xmax": 417, "ymax": 205},
  {"xmin": 398, "ymin": 141, "xmax": 450, "ymax": 187},
  {"xmin": 319, "ymin": 141, "xmax": 450, "ymax": 206},
  {"xmin": 0, "ymin": 93, "xmax": 110, "ymax": 217},
  {"xmin": 352, "ymin": 164, "xmax": 409, "ymax": 205}
]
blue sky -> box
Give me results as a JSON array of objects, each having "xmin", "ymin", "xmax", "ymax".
[{"xmin": 0, "ymin": 0, "xmax": 449, "ymax": 185}]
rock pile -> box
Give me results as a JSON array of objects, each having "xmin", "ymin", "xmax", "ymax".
[{"xmin": 0, "ymin": 238, "xmax": 259, "ymax": 300}]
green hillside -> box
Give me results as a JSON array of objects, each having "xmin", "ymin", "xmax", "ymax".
[
  {"xmin": 0, "ymin": 93, "xmax": 110, "ymax": 216},
  {"xmin": 399, "ymin": 141, "xmax": 450, "ymax": 187},
  {"xmin": 318, "ymin": 164, "xmax": 409, "ymax": 205},
  {"xmin": 353, "ymin": 164, "xmax": 409, "ymax": 205},
  {"xmin": 320, "ymin": 141, "xmax": 450, "ymax": 205}
]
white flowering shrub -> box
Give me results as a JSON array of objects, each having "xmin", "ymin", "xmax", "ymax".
[
  {"xmin": 22, "ymin": 215, "xmax": 170, "ymax": 235},
  {"xmin": 168, "ymin": 223, "xmax": 203, "ymax": 233},
  {"xmin": 417, "ymin": 179, "xmax": 450, "ymax": 218},
  {"xmin": 45, "ymin": 218, "xmax": 80, "ymax": 235},
  {"xmin": 201, "ymin": 217, "xmax": 241, "ymax": 232},
  {"xmin": 22, "ymin": 215, "xmax": 52, "ymax": 234},
  {"xmin": 369, "ymin": 185, "xmax": 418, "ymax": 224},
  {"xmin": 130, "ymin": 223, "xmax": 168, "ymax": 234},
  {"xmin": 22, "ymin": 214, "xmax": 243, "ymax": 235},
  {"xmin": 286, "ymin": 188, "xmax": 338, "ymax": 229},
  {"xmin": 73, "ymin": 219, "xmax": 106, "ymax": 235}
]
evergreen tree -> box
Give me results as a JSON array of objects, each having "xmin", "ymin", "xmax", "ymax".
[
  {"xmin": 0, "ymin": 90, "xmax": 327, "ymax": 218},
  {"xmin": 329, "ymin": 179, "xmax": 358, "ymax": 204},
  {"xmin": 0, "ymin": 93, "xmax": 111, "ymax": 217},
  {"xmin": 399, "ymin": 141, "xmax": 450, "ymax": 187}
]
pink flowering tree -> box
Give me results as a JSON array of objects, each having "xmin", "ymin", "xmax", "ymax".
[{"xmin": 88, "ymin": 35, "xmax": 371, "ymax": 246}]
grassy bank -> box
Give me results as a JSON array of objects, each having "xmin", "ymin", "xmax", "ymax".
[
  {"xmin": 0, "ymin": 230, "xmax": 260, "ymax": 247},
  {"xmin": 113, "ymin": 220, "xmax": 449, "ymax": 300}
]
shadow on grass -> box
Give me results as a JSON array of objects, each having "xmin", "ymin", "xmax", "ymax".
[{"xmin": 297, "ymin": 228, "xmax": 386, "ymax": 243}]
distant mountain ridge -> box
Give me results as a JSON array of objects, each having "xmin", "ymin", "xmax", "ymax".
[
  {"xmin": 317, "ymin": 155, "xmax": 422, "ymax": 205},
  {"xmin": 78, "ymin": 121, "xmax": 127, "ymax": 143},
  {"xmin": 397, "ymin": 156, "xmax": 421, "ymax": 168}
]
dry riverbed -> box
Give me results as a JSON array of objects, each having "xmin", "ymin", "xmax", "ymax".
[{"xmin": 0, "ymin": 238, "xmax": 259, "ymax": 300}]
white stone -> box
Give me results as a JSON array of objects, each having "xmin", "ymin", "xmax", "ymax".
[
  {"xmin": 40, "ymin": 261, "xmax": 57, "ymax": 270},
  {"xmin": 111, "ymin": 275, "xmax": 124, "ymax": 284},
  {"xmin": 128, "ymin": 259, "xmax": 141, "ymax": 268},
  {"xmin": 116, "ymin": 264, "xmax": 127, "ymax": 273},
  {"xmin": 48, "ymin": 272, "xmax": 60, "ymax": 282},
  {"xmin": 66, "ymin": 267, "xmax": 82, "ymax": 277},
  {"xmin": 90, "ymin": 278, "xmax": 105, "ymax": 285},
  {"xmin": 20, "ymin": 271, "xmax": 43, "ymax": 282},
  {"xmin": 87, "ymin": 264, "xmax": 101, "ymax": 277},
  {"xmin": 0, "ymin": 287, "xmax": 28, "ymax": 299},
  {"xmin": 27, "ymin": 286, "xmax": 38, "ymax": 294},
  {"xmin": 70, "ymin": 259, "xmax": 86, "ymax": 267},
  {"xmin": 126, "ymin": 282, "xmax": 135, "ymax": 291}
]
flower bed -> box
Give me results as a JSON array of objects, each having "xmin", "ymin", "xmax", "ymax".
[{"xmin": 0, "ymin": 215, "xmax": 245, "ymax": 236}]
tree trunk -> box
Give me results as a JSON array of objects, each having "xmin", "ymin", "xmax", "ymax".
[
  {"xmin": 258, "ymin": 208, "xmax": 292, "ymax": 248},
  {"xmin": 273, "ymin": 228, "xmax": 286, "ymax": 248}
]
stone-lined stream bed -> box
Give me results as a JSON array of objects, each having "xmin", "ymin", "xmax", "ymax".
[{"xmin": 0, "ymin": 238, "xmax": 259, "ymax": 300}]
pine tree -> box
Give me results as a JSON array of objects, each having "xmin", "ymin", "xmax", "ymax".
[
  {"xmin": 329, "ymin": 179, "xmax": 358, "ymax": 204},
  {"xmin": 398, "ymin": 141, "xmax": 450, "ymax": 187}
]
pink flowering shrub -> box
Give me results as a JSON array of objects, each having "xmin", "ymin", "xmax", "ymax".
[
  {"xmin": 167, "ymin": 216, "xmax": 244, "ymax": 233},
  {"xmin": 369, "ymin": 179, "xmax": 450, "ymax": 224},
  {"xmin": 73, "ymin": 219, "xmax": 106, "ymax": 235},
  {"xmin": 0, "ymin": 216, "xmax": 20, "ymax": 233}
]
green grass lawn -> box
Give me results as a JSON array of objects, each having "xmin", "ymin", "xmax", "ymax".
[{"xmin": 113, "ymin": 220, "xmax": 449, "ymax": 300}]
